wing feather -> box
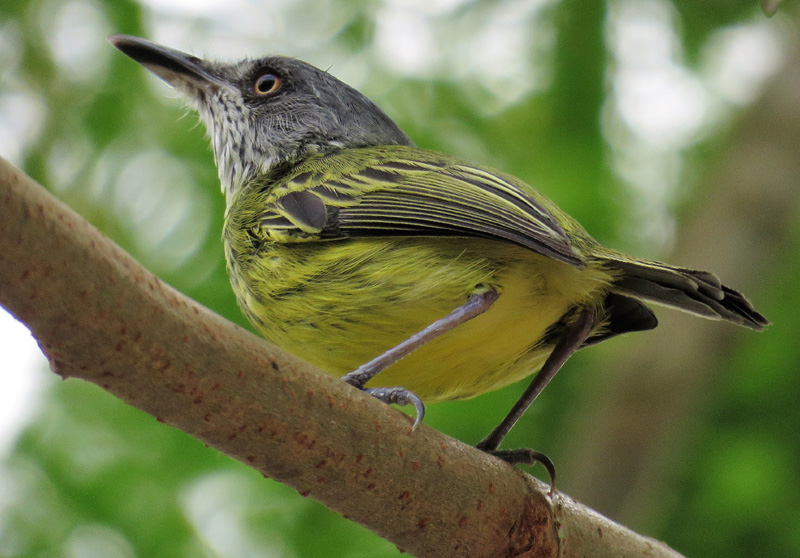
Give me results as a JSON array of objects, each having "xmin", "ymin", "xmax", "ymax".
[{"xmin": 258, "ymin": 146, "xmax": 585, "ymax": 266}]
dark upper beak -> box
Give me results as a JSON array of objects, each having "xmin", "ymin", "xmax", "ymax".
[{"xmin": 109, "ymin": 34, "xmax": 227, "ymax": 90}]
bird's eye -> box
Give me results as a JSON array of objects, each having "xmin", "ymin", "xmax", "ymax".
[{"xmin": 254, "ymin": 73, "xmax": 281, "ymax": 96}]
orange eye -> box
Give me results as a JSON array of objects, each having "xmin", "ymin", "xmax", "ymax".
[{"xmin": 254, "ymin": 73, "xmax": 281, "ymax": 95}]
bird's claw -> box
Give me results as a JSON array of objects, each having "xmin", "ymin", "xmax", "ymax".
[
  {"xmin": 363, "ymin": 386, "xmax": 426, "ymax": 428},
  {"xmin": 481, "ymin": 448, "xmax": 557, "ymax": 496}
]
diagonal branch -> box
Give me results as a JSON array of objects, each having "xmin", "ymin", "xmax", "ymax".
[{"xmin": 0, "ymin": 156, "xmax": 682, "ymax": 558}]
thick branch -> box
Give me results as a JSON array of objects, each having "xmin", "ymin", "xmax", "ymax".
[{"xmin": 0, "ymin": 157, "xmax": 682, "ymax": 558}]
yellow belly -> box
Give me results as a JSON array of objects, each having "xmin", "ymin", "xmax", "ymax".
[{"xmin": 228, "ymin": 237, "xmax": 612, "ymax": 402}]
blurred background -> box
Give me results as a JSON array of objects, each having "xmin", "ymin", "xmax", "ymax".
[{"xmin": 1, "ymin": 0, "xmax": 798, "ymax": 556}]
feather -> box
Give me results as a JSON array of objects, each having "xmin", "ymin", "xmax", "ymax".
[{"xmin": 255, "ymin": 145, "xmax": 585, "ymax": 267}]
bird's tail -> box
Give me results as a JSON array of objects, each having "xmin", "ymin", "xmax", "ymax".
[{"xmin": 599, "ymin": 256, "xmax": 768, "ymax": 330}]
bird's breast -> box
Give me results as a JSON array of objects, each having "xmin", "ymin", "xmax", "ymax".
[{"xmin": 224, "ymin": 235, "xmax": 613, "ymax": 402}]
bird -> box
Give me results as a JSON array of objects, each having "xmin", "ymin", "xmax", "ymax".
[{"xmin": 109, "ymin": 34, "xmax": 768, "ymax": 474}]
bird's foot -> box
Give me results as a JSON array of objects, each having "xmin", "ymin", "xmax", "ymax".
[
  {"xmin": 343, "ymin": 373, "xmax": 426, "ymax": 428},
  {"xmin": 478, "ymin": 445, "xmax": 557, "ymax": 496}
]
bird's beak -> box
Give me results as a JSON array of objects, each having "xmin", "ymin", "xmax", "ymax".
[{"xmin": 109, "ymin": 34, "xmax": 227, "ymax": 91}]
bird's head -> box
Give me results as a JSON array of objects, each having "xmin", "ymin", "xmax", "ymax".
[{"xmin": 109, "ymin": 35, "xmax": 412, "ymax": 202}]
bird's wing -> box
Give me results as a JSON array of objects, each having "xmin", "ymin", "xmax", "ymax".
[{"xmin": 256, "ymin": 146, "xmax": 584, "ymax": 267}]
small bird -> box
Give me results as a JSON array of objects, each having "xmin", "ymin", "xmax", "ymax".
[{"xmin": 110, "ymin": 35, "xmax": 767, "ymax": 472}]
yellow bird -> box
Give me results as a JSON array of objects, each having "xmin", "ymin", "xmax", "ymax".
[{"xmin": 111, "ymin": 35, "xmax": 767, "ymax": 468}]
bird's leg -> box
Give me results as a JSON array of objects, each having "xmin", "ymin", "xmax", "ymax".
[
  {"xmin": 476, "ymin": 307, "xmax": 596, "ymax": 493},
  {"xmin": 342, "ymin": 289, "xmax": 499, "ymax": 427}
]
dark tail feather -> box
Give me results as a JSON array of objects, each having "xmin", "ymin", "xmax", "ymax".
[{"xmin": 602, "ymin": 258, "xmax": 769, "ymax": 330}]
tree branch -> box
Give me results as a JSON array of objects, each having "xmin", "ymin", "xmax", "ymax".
[{"xmin": 0, "ymin": 157, "xmax": 683, "ymax": 558}]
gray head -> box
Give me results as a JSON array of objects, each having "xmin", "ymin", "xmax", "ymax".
[{"xmin": 109, "ymin": 35, "xmax": 413, "ymax": 202}]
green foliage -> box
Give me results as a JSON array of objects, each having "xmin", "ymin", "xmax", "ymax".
[{"xmin": 1, "ymin": 1, "xmax": 797, "ymax": 557}]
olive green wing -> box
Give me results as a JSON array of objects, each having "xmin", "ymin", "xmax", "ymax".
[{"xmin": 257, "ymin": 146, "xmax": 584, "ymax": 267}]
